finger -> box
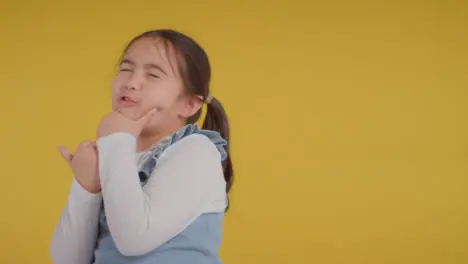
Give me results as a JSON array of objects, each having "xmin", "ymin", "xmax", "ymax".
[
  {"xmin": 57, "ymin": 146, "xmax": 73, "ymax": 165},
  {"xmin": 85, "ymin": 141, "xmax": 97, "ymax": 150},
  {"xmin": 136, "ymin": 108, "xmax": 157, "ymax": 127},
  {"xmin": 77, "ymin": 140, "xmax": 93, "ymax": 151}
]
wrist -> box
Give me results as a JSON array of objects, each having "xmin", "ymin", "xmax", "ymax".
[
  {"xmin": 75, "ymin": 178, "xmax": 101, "ymax": 194},
  {"xmin": 70, "ymin": 178, "xmax": 102, "ymax": 203}
]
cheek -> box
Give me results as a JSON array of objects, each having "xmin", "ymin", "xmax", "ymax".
[
  {"xmin": 145, "ymin": 88, "xmax": 179, "ymax": 111},
  {"xmin": 111, "ymin": 78, "xmax": 122, "ymax": 99}
]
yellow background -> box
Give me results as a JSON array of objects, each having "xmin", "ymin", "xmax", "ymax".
[{"xmin": 1, "ymin": 1, "xmax": 467, "ymax": 263}]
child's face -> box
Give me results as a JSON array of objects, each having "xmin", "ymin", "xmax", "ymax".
[{"xmin": 111, "ymin": 37, "xmax": 192, "ymax": 132}]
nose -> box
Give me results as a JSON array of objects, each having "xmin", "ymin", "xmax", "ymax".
[{"xmin": 126, "ymin": 72, "xmax": 143, "ymax": 91}]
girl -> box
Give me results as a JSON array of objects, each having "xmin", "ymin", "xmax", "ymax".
[{"xmin": 50, "ymin": 29, "xmax": 233, "ymax": 264}]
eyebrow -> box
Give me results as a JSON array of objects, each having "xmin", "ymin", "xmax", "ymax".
[{"xmin": 120, "ymin": 58, "xmax": 168, "ymax": 76}]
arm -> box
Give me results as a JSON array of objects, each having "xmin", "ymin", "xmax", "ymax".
[
  {"xmin": 96, "ymin": 133, "xmax": 225, "ymax": 256},
  {"xmin": 50, "ymin": 179, "xmax": 102, "ymax": 264}
]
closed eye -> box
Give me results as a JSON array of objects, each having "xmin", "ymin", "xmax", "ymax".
[{"xmin": 148, "ymin": 73, "xmax": 160, "ymax": 79}]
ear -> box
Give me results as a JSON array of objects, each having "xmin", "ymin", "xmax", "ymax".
[{"xmin": 179, "ymin": 95, "xmax": 203, "ymax": 119}]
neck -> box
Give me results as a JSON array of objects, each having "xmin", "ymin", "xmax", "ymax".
[{"xmin": 136, "ymin": 122, "xmax": 186, "ymax": 152}]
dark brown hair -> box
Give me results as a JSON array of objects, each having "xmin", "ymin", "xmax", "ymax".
[{"xmin": 123, "ymin": 30, "xmax": 234, "ymax": 199}]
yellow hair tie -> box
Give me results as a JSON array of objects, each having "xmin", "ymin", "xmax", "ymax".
[{"xmin": 204, "ymin": 93, "xmax": 213, "ymax": 104}]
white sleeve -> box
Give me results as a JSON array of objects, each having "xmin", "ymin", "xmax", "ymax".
[
  {"xmin": 96, "ymin": 133, "xmax": 225, "ymax": 257},
  {"xmin": 50, "ymin": 178, "xmax": 102, "ymax": 264}
]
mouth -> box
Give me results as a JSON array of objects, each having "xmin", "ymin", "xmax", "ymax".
[{"xmin": 119, "ymin": 95, "xmax": 137, "ymax": 106}]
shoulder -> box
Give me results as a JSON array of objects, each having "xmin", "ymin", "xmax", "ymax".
[
  {"xmin": 159, "ymin": 134, "xmax": 222, "ymax": 164},
  {"xmin": 149, "ymin": 133, "xmax": 227, "ymax": 211}
]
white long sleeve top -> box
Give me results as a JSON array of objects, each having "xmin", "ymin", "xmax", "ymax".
[{"xmin": 50, "ymin": 133, "xmax": 227, "ymax": 264}]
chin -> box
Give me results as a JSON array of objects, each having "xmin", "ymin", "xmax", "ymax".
[{"xmin": 116, "ymin": 107, "xmax": 141, "ymax": 120}]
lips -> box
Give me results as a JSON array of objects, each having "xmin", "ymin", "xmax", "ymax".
[{"xmin": 119, "ymin": 95, "xmax": 137, "ymax": 106}]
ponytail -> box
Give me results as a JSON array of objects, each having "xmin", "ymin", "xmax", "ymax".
[{"xmin": 202, "ymin": 97, "xmax": 234, "ymax": 195}]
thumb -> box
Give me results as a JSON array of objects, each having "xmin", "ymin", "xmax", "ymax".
[
  {"xmin": 57, "ymin": 146, "xmax": 73, "ymax": 166},
  {"xmin": 136, "ymin": 108, "xmax": 157, "ymax": 127}
]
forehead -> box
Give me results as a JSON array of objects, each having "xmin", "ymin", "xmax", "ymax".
[{"xmin": 123, "ymin": 37, "xmax": 178, "ymax": 70}]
